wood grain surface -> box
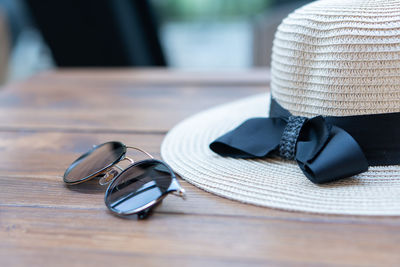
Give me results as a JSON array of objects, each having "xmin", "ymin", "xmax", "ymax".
[{"xmin": 0, "ymin": 69, "xmax": 399, "ymax": 267}]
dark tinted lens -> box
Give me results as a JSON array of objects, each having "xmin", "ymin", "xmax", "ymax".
[
  {"xmin": 64, "ymin": 141, "xmax": 126, "ymax": 184},
  {"xmin": 105, "ymin": 160, "xmax": 173, "ymax": 215}
]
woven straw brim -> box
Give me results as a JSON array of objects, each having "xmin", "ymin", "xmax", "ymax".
[{"xmin": 161, "ymin": 94, "xmax": 400, "ymax": 216}]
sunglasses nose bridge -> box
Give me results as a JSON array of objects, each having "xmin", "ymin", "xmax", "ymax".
[
  {"xmin": 99, "ymin": 156, "xmax": 136, "ymax": 186},
  {"xmin": 99, "ymin": 167, "xmax": 120, "ymax": 185},
  {"xmin": 121, "ymin": 156, "xmax": 134, "ymax": 164}
]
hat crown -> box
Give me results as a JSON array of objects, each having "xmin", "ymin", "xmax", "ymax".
[{"xmin": 271, "ymin": 0, "xmax": 400, "ymax": 117}]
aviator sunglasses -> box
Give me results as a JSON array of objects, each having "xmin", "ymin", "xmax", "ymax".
[{"xmin": 63, "ymin": 141, "xmax": 186, "ymax": 219}]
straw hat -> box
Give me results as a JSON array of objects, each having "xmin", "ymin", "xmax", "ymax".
[{"xmin": 161, "ymin": 0, "xmax": 400, "ymax": 215}]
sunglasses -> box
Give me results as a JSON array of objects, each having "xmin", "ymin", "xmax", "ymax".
[{"xmin": 63, "ymin": 141, "xmax": 186, "ymax": 219}]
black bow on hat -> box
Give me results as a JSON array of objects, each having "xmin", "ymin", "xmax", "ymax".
[{"xmin": 210, "ymin": 114, "xmax": 369, "ymax": 184}]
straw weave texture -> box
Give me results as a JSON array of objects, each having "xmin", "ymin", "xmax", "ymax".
[
  {"xmin": 161, "ymin": 0, "xmax": 400, "ymax": 215},
  {"xmin": 271, "ymin": 0, "xmax": 400, "ymax": 116}
]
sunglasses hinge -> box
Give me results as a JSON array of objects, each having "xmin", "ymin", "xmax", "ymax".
[{"xmin": 169, "ymin": 179, "xmax": 187, "ymax": 199}]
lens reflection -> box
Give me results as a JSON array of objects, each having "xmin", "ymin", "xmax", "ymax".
[
  {"xmin": 64, "ymin": 141, "xmax": 126, "ymax": 184},
  {"xmin": 105, "ymin": 160, "xmax": 173, "ymax": 215}
]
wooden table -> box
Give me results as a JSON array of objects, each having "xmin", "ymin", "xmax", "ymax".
[{"xmin": 1, "ymin": 69, "xmax": 399, "ymax": 266}]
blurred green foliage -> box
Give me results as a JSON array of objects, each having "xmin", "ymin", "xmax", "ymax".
[{"xmin": 152, "ymin": 0, "xmax": 272, "ymax": 21}]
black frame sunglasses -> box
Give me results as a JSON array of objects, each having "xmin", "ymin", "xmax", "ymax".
[{"xmin": 63, "ymin": 141, "xmax": 186, "ymax": 219}]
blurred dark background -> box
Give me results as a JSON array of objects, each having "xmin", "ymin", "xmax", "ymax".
[{"xmin": 0, "ymin": 0, "xmax": 311, "ymax": 84}]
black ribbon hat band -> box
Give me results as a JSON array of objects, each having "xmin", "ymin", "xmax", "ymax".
[{"xmin": 210, "ymin": 98, "xmax": 400, "ymax": 184}]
